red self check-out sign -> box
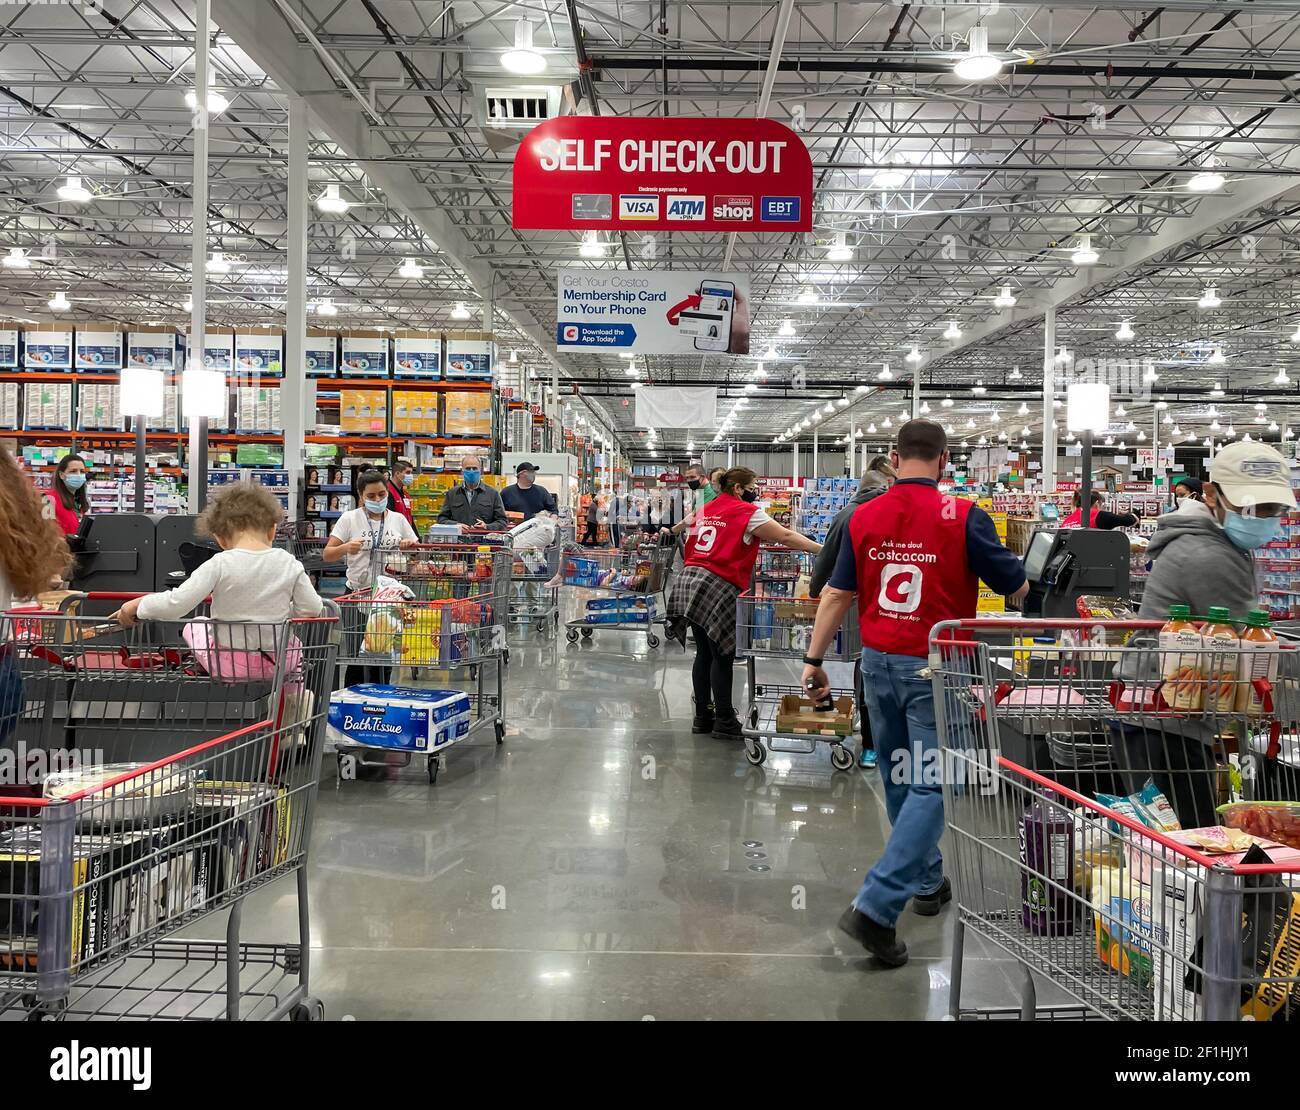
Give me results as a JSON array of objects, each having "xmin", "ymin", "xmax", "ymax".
[{"xmin": 512, "ymin": 116, "xmax": 813, "ymax": 233}]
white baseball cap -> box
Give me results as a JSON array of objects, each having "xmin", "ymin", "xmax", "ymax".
[{"xmin": 1209, "ymin": 441, "xmax": 1297, "ymax": 509}]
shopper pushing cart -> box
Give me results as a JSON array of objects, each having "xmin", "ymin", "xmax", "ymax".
[
  {"xmin": 666, "ymin": 466, "xmax": 820, "ymax": 741},
  {"xmin": 801, "ymin": 420, "xmax": 1028, "ymax": 968}
]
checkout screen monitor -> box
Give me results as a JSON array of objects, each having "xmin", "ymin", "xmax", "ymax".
[{"xmin": 1023, "ymin": 529, "xmax": 1058, "ymax": 583}]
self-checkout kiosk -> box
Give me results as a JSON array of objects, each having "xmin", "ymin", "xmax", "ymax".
[{"xmin": 1021, "ymin": 526, "xmax": 1130, "ymax": 617}]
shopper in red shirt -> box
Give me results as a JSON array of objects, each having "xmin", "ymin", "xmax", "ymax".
[
  {"xmin": 666, "ymin": 467, "xmax": 821, "ymax": 739},
  {"xmin": 384, "ymin": 458, "xmax": 416, "ymax": 532},
  {"xmin": 802, "ymin": 420, "xmax": 1027, "ymax": 967},
  {"xmin": 42, "ymin": 454, "xmax": 89, "ymax": 536}
]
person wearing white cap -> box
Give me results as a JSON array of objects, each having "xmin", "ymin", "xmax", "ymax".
[{"xmin": 1114, "ymin": 439, "xmax": 1297, "ymax": 826}]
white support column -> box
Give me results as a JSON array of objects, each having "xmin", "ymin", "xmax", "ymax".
[
  {"xmin": 912, "ymin": 360, "xmax": 921, "ymax": 420},
  {"xmin": 791, "ymin": 439, "xmax": 798, "ymax": 486},
  {"xmin": 1151, "ymin": 404, "xmax": 1161, "ymax": 495},
  {"xmin": 848, "ymin": 414, "xmax": 855, "ymax": 476},
  {"xmin": 812, "ymin": 426, "xmax": 819, "ymax": 478},
  {"xmin": 283, "ymin": 95, "xmax": 309, "ymax": 501},
  {"xmin": 726, "ymin": 441, "xmax": 734, "ymax": 467},
  {"xmin": 187, "ymin": 0, "xmax": 211, "ymax": 514},
  {"xmin": 1041, "ymin": 307, "xmax": 1057, "ymax": 492}
]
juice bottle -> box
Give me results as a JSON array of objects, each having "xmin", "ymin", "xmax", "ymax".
[
  {"xmin": 1202, "ymin": 606, "xmax": 1240, "ymax": 715},
  {"xmin": 1158, "ymin": 604, "xmax": 1203, "ymax": 711},
  {"xmin": 1019, "ymin": 790, "xmax": 1075, "ymax": 936},
  {"xmin": 1235, "ymin": 608, "xmax": 1279, "ymax": 715}
]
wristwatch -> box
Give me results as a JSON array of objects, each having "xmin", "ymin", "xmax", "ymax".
[{"xmin": 802, "ymin": 655, "xmax": 823, "ymax": 668}]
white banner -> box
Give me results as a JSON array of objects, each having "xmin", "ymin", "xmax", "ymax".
[
  {"xmin": 556, "ymin": 268, "xmax": 751, "ymax": 354},
  {"xmin": 635, "ymin": 386, "xmax": 717, "ymax": 429}
]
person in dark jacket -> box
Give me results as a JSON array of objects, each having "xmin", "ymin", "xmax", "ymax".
[
  {"xmin": 810, "ymin": 455, "xmax": 896, "ymax": 768},
  {"xmin": 436, "ymin": 454, "xmax": 508, "ymax": 530}
]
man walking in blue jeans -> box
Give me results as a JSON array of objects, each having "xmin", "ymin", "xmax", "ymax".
[{"xmin": 802, "ymin": 420, "xmax": 1027, "ymax": 967}]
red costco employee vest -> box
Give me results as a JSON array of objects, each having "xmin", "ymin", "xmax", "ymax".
[
  {"xmin": 683, "ymin": 492, "xmax": 764, "ymax": 589},
  {"xmin": 1060, "ymin": 506, "xmax": 1099, "ymax": 529},
  {"xmin": 846, "ymin": 481, "xmax": 979, "ymax": 658}
]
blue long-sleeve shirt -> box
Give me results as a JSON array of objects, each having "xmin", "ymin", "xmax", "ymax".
[{"xmin": 828, "ymin": 478, "xmax": 1026, "ymax": 596}]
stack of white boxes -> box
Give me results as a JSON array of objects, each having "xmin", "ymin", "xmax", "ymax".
[
  {"xmin": 77, "ymin": 383, "xmax": 123, "ymax": 431},
  {"xmin": 0, "ymin": 382, "xmax": 19, "ymax": 429},
  {"xmin": 144, "ymin": 385, "xmax": 180, "ymax": 431},
  {"xmin": 236, "ymin": 386, "xmax": 283, "ymax": 432},
  {"xmin": 23, "ymin": 382, "xmax": 74, "ymax": 429}
]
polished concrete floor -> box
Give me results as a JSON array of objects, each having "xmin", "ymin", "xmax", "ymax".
[{"xmin": 229, "ymin": 610, "xmax": 1049, "ymax": 1020}]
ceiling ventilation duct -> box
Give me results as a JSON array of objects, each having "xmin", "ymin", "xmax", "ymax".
[{"xmin": 475, "ymin": 81, "xmax": 574, "ymax": 153}]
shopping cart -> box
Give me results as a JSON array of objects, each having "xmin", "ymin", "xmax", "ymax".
[
  {"xmin": 332, "ymin": 544, "xmax": 509, "ymax": 784},
  {"xmin": 736, "ymin": 548, "xmax": 860, "ymax": 771},
  {"xmin": 930, "ymin": 617, "xmax": 1300, "ymax": 1021},
  {"xmin": 508, "ymin": 522, "xmax": 569, "ymax": 640},
  {"xmin": 561, "ymin": 537, "xmax": 674, "ymax": 650},
  {"xmin": 0, "ymin": 598, "xmax": 339, "ymax": 1021},
  {"xmin": 274, "ymin": 519, "xmax": 328, "ymax": 577}
]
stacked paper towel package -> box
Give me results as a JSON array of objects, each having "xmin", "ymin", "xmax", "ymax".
[
  {"xmin": 798, "ymin": 477, "xmax": 859, "ymax": 543},
  {"xmin": 327, "ymin": 684, "xmax": 472, "ymax": 754}
]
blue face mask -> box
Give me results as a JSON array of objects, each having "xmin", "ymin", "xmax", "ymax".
[
  {"xmin": 463, "ymin": 469, "xmax": 481, "ymax": 486},
  {"xmin": 364, "ymin": 497, "xmax": 388, "ymax": 515},
  {"xmin": 1223, "ymin": 510, "xmax": 1281, "ymax": 551},
  {"xmin": 63, "ymin": 473, "xmax": 87, "ymax": 491}
]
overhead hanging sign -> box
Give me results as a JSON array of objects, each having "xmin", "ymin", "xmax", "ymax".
[
  {"xmin": 514, "ymin": 117, "xmax": 813, "ymax": 233},
  {"xmin": 556, "ymin": 269, "xmax": 751, "ymax": 354}
]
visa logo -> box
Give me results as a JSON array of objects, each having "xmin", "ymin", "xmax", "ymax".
[
  {"xmin": 666, "ymin": 196, "xmax": 705, "ymax": 221},
  {"xmin": 761, "ymin": 196, "xmax": 801, "ymax": 222},
  {"xmin": 619, "ymin": 194, "xmax": 660, "ymax": 220}
]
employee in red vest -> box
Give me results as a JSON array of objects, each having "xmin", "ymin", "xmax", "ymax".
[
  {"xmin": 802, "ymin": 420, "xmax": 1028, "ymax": 968},
  {"xmin": 1061, "ymin": 488, "xmax": 1138, "ymax": 529},
  {"xmin": 666, "ymin": 466, "xmax": 821, "ymax": 740},
  {"xmin": 384, "ymin": 459, "xmax": 417, "ymax": 531}
]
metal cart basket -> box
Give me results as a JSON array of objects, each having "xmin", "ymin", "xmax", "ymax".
[
  {"xmin": 736, "ymin": 548, "xmax": 860, "ymax": 771},
  {"xmin": 0, "ymin": 600, "xmax": 338, "ymax": 1020},
  {"xmin": 561, "ymin": 538, "xmax": 674, "ymax": 650},
  {"xmin": 931, "ymin": 617, "xmax": 1300, "ymax": 1022}
]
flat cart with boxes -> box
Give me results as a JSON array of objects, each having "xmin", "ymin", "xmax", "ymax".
[
  {"xmin": 331, "ymin": 544, "xmax": 509, "ymax": 784},
  {"xmin": 735, "ymin": 547, "xmax": 860, "ymax": 771},
  {"xmin": 0, "ymin": 596, "xmax": 338, "ymax": 1020},
  {"xmin": 561, "ymin": 537, "xmax": 675, "ymax": 650},
  {"xmin": 932, "ymin": 616, "xmax": 1300, "ymax": 1021}
]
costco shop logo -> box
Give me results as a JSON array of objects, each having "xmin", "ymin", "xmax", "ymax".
[
  {"xmin": 619, "ymin": 194, "xmax": 659, "ymax": 220},
  {"xmin": 665, "ymin": 196, "xmax": 706, "ymax": 221},
  {"xmin": 561, "ymin": 325, "xmax": 579, "ymax": 342},
  {"xmin": 712, "ymin": 194, "xmax": 754, "ymax": 221}
]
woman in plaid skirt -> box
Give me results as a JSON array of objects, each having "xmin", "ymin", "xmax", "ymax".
[{"xmin": 666, "ymin": 467, "xmax": 821, "ymax": 739}]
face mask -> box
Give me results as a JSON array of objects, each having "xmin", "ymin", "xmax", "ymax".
[
  {"xmin": 63, "ymin": 473, "xmax": 86, "ymax": 491},
  {"xmin": 364, "ymin": 497, "xmax": 388, "ymax": 515},
  {"xmin": 1223, "ymin": 510, "xmax": 1281, "ymax": 551},
  {"xmin": 686, "ymin": 479, "xmax": 701, "ymax": 491},
  {"xmin": 394, "ymin": 472, "xmax": 407, "ymax": 486},
  {"xmin": 463, "ymin": 469, "xmax": 481, "ymax": 486},
  {"xmin": 741, "ymin": 489, "xmax": 759, "ymax": 503}
]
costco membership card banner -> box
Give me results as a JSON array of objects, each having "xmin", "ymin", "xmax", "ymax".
[{"xmin": 514, "ymin": 117, "xmax": 812, "ymax": 233}]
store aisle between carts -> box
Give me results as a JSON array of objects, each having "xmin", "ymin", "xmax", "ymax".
[{"xmin": 225, "ymin": 608, "xmax": 1058, "ymax": 1020}]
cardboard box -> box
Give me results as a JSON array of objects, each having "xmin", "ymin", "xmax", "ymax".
[{"xmin": 775, "ymin": 694, "xmax": 854, "ymax": 736}]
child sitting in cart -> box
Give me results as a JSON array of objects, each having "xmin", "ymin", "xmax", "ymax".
[{"xmin": 111, "ymin": 483, "xmax": 324, "ymax": 682}]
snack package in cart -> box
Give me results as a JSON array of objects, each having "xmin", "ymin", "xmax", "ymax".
[{"xmin": 360, "ymin": 575, "xmax": 416, "ymax": 656}]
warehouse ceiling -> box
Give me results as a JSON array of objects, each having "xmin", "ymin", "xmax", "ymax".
[{"xmin": 4, "ymin": 1, "xmax": 1300, "ymax": 459}]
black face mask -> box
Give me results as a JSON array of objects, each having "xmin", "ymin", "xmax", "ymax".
[
  {"xmin": 740, "ymin": 489, "xmax": 759, "ymax": 503},
  {"xmin": 686, "ymin": 479, "xmax": 701, "ymax": 491}
]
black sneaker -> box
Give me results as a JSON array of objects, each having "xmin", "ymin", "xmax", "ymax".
[
  {"xmin": 836, "ymin": 905, "xmax": 908, "ymax": 967},
  {"xmin": 691, "ymin": 715, "xmax": 715, "ymax": 734},
  {"xmin": 912, "ymin": 877, "xmax": 952, "ymax": 917},
  {"xmin": 711, "ymin": 715, "xmax": 743, "ymax": 740}
]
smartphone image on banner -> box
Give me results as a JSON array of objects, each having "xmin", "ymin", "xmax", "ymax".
[{"xmin": 680, "ymin": 280, "xmax": 735, "ymax": 352}]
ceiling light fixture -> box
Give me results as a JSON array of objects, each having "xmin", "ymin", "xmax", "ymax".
[
  {"xmin": 993, "ymin": 285, "xmax": 1016, "ymax": 309},
  {"xmin": 778, "ymin": 318, "xmax": 795, "ymax": 337},
  {"xmin": 971, "ymin": 380, "xmax": 986, "ymax": 395},
  {"xmin": 451, "ymin": 302, "xmax": 471, "ymax": 320},
  {"xmin": 315, "ymin": 298, "xmax": 338, "ymax": 316},
  {"xmin": 877, "ymin": 363, "xmax": 892, "ymax": 381},
  {"xmin": 1198, "ymin": 285, "xmax": 1222, "ymax": 310},
  {"xmin": 1115, "ymin": 320, "xmax": 1134, "ymax": 341},
  {"xmin": 398, "ymin": 258, "xmax": 423, "ymax": 279},
  {"xmin": 1009, "ymin": 365, "xmax": 1023, "ymax": 380},
  {"xmin": 1187, "ymin": 159, "xmax": 1225, "ymax": 193},
  {"xmin": 953, "ymin": 25, "xmax": 1003, "ymax": 82},
  {"xmin": 1275, "ymin": 367, "xmax": 1290, "ymax": 385},
  {"xmin": 943, "ymin": 320, "xmax": 962, "ymax": 340},
  {"xmin": 578, "ymin": 231, "xmax": 605, "ymax": 258},
  {"xmin": 826, "ymin": 232, "xmax": 853, "ymax": 262},
  {"xmin": 502, "ymin": 18, "xmax": 547, "ymax": 75},
  {"xmin": 56, "ymin": 175, "xmax": 91, "ymax": 203},
  {"xmin": 1207, "ymin": 347, "xmax": 1225, "ymax": 366},
  {"xmin": 797, "ymin": 288, "xmax": 818, "ymax": 305},
  {"xmin": 871, "ymin": 161, "xmax": 909, "ymax": 190},
  {"xmin": 1070, "ymin": 234, "xmax": 1099, "ymax": 266},
  {"xmin": 206, "ymin": 250, "xmax": 231, "ymax": 274},
  {"xmin": 185, "ymin": 87, "xmax": 229, "ymax": 115},
  {"xmin": 2, "ymin": 247, "xmax": 29, "ymax": 269},
  {"xmin": 1210, "ymin": 381, "xmax": 1224, "ymax": 397},
  {"xmin": 905, "ymin": 346, "xmax": 922, "ymax": 363},
  {"xmin": 47, "ymin": 291, "xmax": 70, "ymax": 312},
  {"xmin": 315, "ymin": 183, "xmax": 350, "ymax": 215},
  {"xmin": 941, "ymin": 395, "xmax": 954, "ymax": 408},
  {"xmin": 763, "ymin": 345, "xmax": 779, "ymax": 360}
]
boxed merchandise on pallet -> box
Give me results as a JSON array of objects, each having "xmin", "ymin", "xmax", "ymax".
[
  {"xmin": 186, "ymin": 327, "xmax": 234, "ymax": 373},
  {"xmin": 23, "ymin": 323, "xmax": 73, "ymax": 370},
  {"xmin": 340, "ymin": 388, "xmax": 388, "ymax": 434},
  {"xmin": 305, "ymin": 329, "xmax": 338, "ymax": 378},
  {"xmin": 444, "ymin": 332, "xmax": 494, "ymax": 381},
  {"xmin": 441, "ymin": 390, "xmax": 492, "ymax": 437},
  {"xmin": 235, "ymin": 327, "xmax": 284, "ymax": 377},
  {"xmin": 127, "ymin": 326, "xmax": 183, "ymax": 371},
  {"xmin": 0, "ymin": 381, "xmax": 18, "ymax": 429},
  {"xmin": 74, "ymin": 323, "xmax": 124, "ymax": 372},
  {"xmin": 393, "ymin": 330, "xmax": 442, "ymax": 379},
  {"xmin": 341, "ymin": 330, "xmax": 390, "ymax": 378},
  {"xmin": 0, "ymin": 321, "xmax": 17, "ymax": 369},
  {"xmin": 327, "ymin": 684, "xmax": 472, "ymax": 753}
]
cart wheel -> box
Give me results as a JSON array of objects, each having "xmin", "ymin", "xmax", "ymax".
[
  {"xmin": 830, "ymin": 744, "xmax": 854, "ymax": 772},
  {"xmin": 495, "ymin": 720, "xmax": 505, "ymax": 745},
  {"xmin": 291, "ymin": 996, "xmax": 326, "ymax": 1022},
  {"xmin": 647, "ymin": 634, "xmax": 660, "ymax": 649},
  {"xmin": 427, "ymin": 755, "xmax": 439, "ymax": 784},
  {"xmin": 580, "ymin": 627, "xmax": 593, "ymax": 639},
  {"xmin": 566, "ymin": 628, "xmax": 580, "ymax": 643},
  {"xmin": 745, "ymin": 741, "xmax": 767, "ymax": 766}
]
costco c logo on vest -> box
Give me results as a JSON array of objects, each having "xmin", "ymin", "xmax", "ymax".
[{"xmin": 879, "ymin": 564, "xmax": 923, "ymax": 614}]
